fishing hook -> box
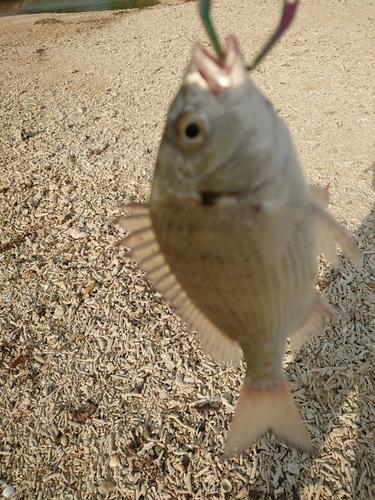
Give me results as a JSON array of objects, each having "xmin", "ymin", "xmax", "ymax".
[{"xmin": 198, "ymin": 0, "xmax": 299, "ymax": 70}]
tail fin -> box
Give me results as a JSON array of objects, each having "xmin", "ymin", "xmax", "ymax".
[{"xmin": 224, "ymin": 377, "xmax": 313, "ymax": 455}]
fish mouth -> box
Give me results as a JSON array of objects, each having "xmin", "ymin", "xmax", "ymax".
[
  {"xmin": 199, "ymin": 190, "xmax": 247, "ymax": 206},
  {"xmin": 191, "ymin": 35, "xmax": 245, "ymax": 95}
]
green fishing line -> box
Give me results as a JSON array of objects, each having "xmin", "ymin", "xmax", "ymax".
[
  {"xmin": 199, "ymin": 0, "xmax": 299, "ymax": 71},
  {"xmin": 199, "ymin": 0, "xmax": 224, "ymax": 62}
]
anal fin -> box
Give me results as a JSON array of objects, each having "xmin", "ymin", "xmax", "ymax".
[
  {"xmin": 289, "ymin": 290, "xmax": 338, "ymax": 350},
  {"xmin": 225, "ymin": 377, "xmax": 313, "ymax": 455}
]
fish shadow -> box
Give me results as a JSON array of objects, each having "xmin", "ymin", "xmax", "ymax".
[{"xmin": 290, "ymin": 161, "xmax": 375, "ymax": 499}]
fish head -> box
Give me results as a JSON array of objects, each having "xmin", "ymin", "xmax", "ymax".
[{"xmin": 151, "ymin": 35, "xmax": 280, "ymax": 209}]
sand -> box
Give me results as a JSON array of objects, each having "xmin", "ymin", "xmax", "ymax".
[{"xmin": 1, "ymin": 1, "xmax": 375, "ymax": 498}]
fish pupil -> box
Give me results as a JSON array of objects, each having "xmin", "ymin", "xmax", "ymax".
[{"xmin": 185, "ymin": 123, "xmax": 200, "ymax": 138}]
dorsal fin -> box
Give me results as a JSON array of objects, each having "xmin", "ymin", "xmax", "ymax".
[{"xmin": 118, "ymin": 204, "xmax": 241, "ymax": 366}]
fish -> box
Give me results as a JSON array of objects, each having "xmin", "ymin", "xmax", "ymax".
[{"xmin": 117, "ymin": 35, "xmax": 362, "ymax": 455}]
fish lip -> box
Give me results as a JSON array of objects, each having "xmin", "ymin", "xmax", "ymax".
[{"xmin": 191, "ymin": 35, "xmax": 243, "ymax": 95}]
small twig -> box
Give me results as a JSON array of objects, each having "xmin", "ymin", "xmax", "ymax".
[{"xmin": 0, "ymin": 226, "xmax": 37, "ymax": 253}]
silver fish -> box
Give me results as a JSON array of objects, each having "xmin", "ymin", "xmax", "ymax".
[{"xmin": 118, "ymin": 36, "xmax": 362, "ymax": 454}]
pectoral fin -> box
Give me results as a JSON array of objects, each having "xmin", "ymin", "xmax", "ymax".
[
  {"xmin": 118, "ymin": 204, "xmax": 241, "ymax": 366},
  {"xmin": 309, "ymin": 186, "xmax": 362, "ymax": 269}
]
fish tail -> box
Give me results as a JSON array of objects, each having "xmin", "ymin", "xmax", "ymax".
[{"xmin": 224, "ymin": 377, "xmax": 313, "ymax": 455}]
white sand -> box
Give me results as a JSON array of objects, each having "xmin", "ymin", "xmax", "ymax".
[{"xmin": 1, "ymin": 1, "xmax": 375, "ymax": 498}]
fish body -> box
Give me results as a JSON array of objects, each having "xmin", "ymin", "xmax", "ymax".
[{"xmin": 119, "ymin": 36, "xmax": 361, "ymax": 454}]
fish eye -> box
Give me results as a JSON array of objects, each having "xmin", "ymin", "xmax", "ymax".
[
  {"xmin": 185, "ymin": 123, "xmax": 200, "ymax": 138},
  {"xmin": 176, "ymin": 112, "xmax": 207, "ymax": 150}
]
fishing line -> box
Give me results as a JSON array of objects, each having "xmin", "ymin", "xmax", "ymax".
[{"xmin": 198, "ymin": 0, "xmax": 299, "ymax": 70}]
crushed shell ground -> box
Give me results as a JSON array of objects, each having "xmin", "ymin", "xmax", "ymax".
[{"xmin": 1, "ymin": 0, "xmax": 375, "ymax": 498}]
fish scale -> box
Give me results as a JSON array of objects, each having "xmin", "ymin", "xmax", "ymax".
[
  {"xmin": 155, "ymin": 206, "xmax": 274, "ymax": 337},
  {"xmin": 118, "ymin": 35, "xmax": 362, "ymax": 454},
  {"xmin": 282, "ymin": 214, "xmax": 315, "ymax": 327}
]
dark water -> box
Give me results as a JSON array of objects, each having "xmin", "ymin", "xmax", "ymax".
[{"xmin": 4, "ymin": 0, "xmax": 159, "ymax": 15}]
